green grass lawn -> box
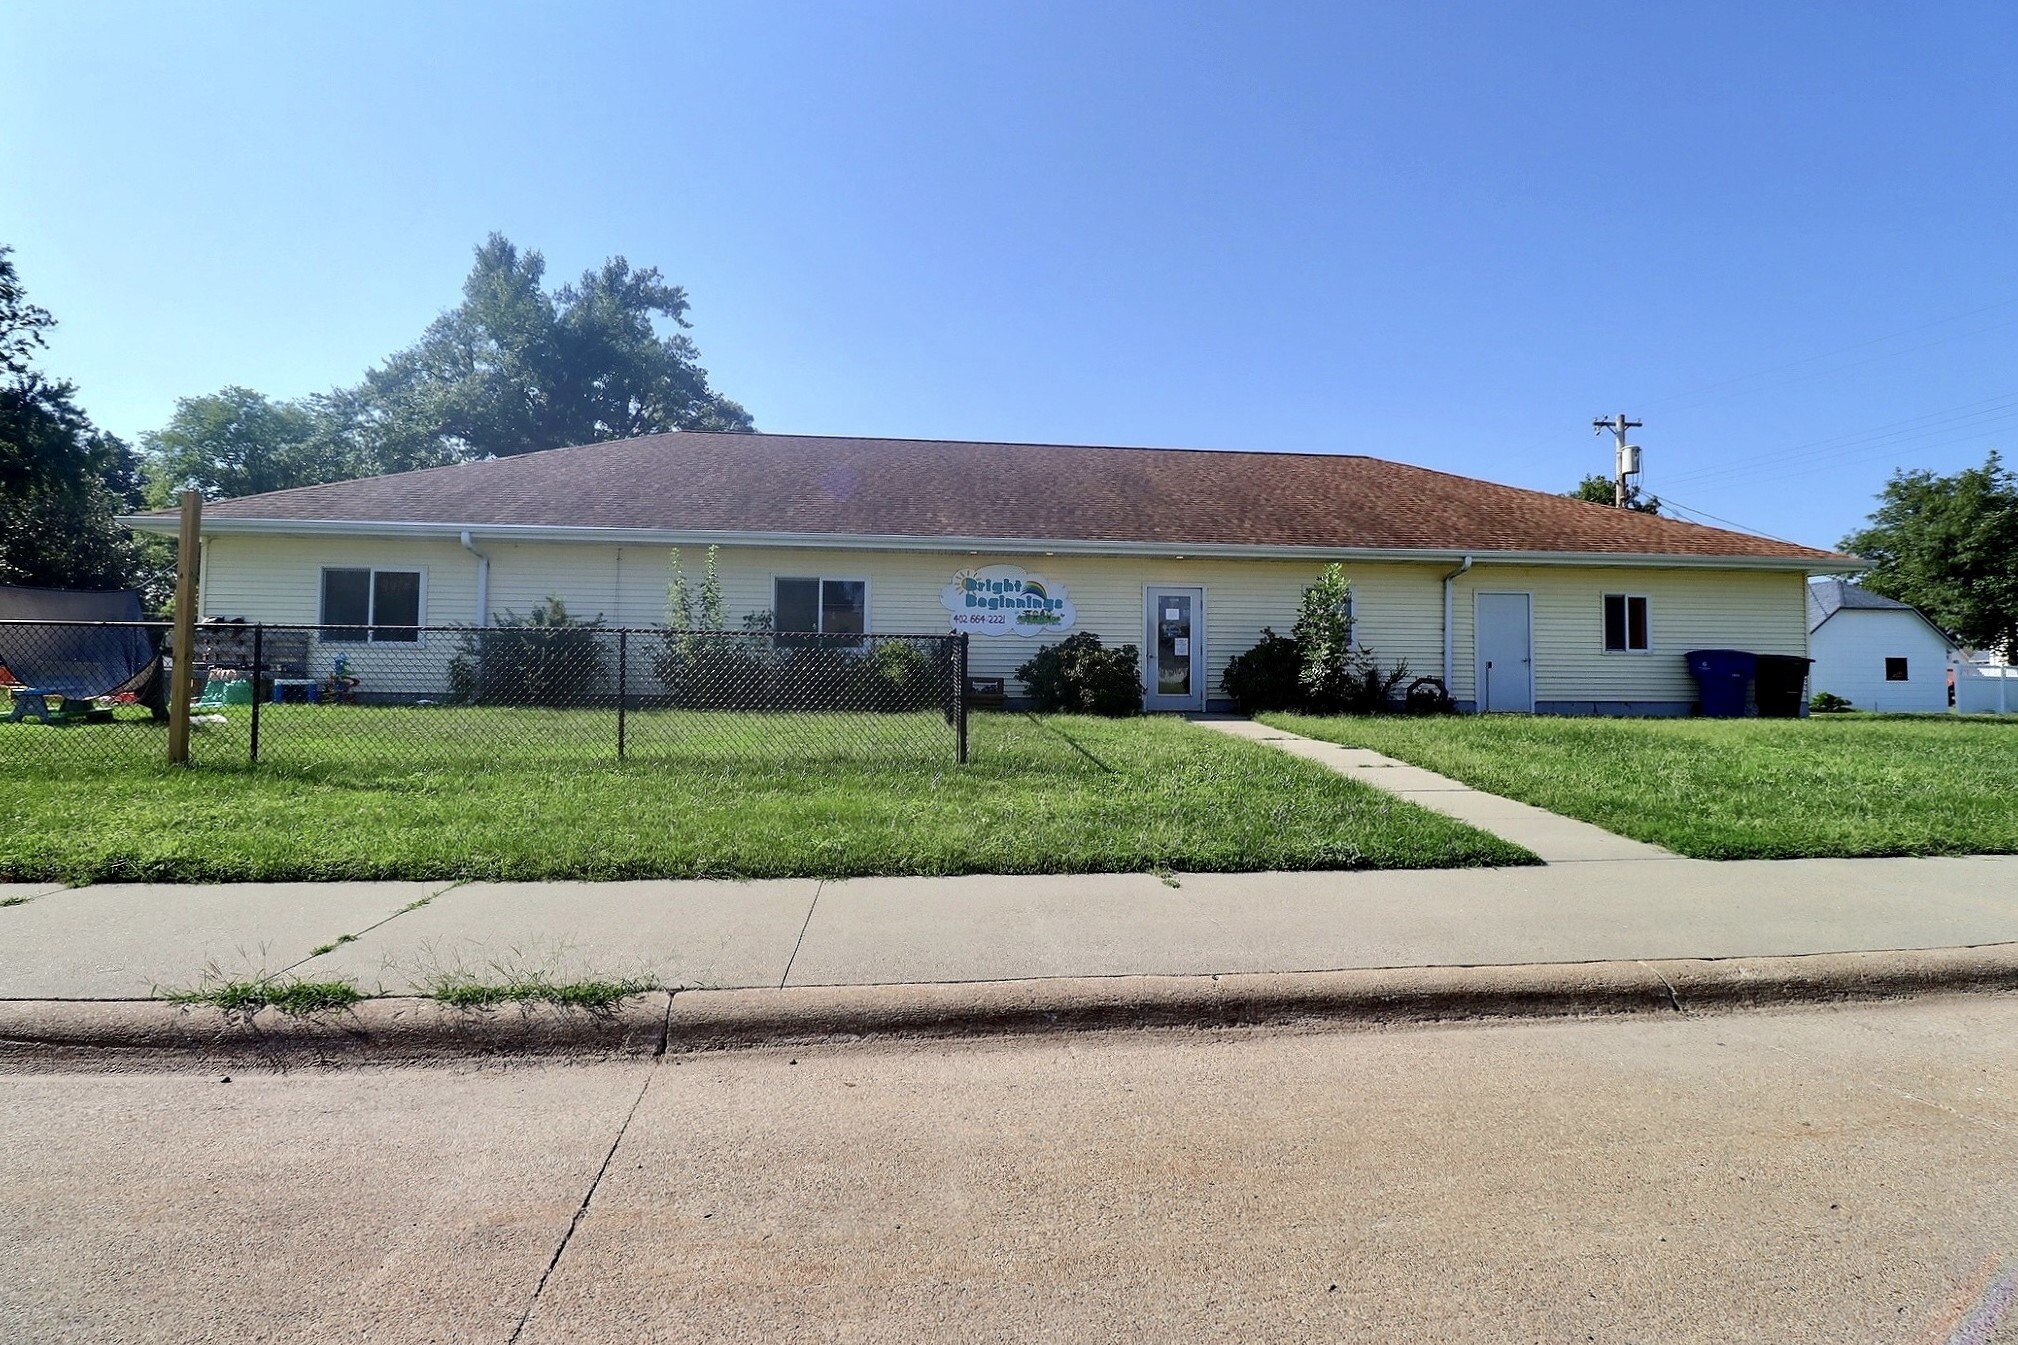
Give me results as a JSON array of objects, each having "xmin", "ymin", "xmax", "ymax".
[
  {"xmin": 1262, "ymin": 712, "xmax": 2018, "ymax": 860},
  {"xmin": 0, "ymin": 708, "xmax": 1533, "ymax": 882}
]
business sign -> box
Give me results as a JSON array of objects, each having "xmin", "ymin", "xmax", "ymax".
[{"xmin": 941, "ymin": 564, "xmax": 1076, "ymax": 637}]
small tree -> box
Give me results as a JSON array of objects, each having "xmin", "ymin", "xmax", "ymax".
[
  {"xmin": 1293, "ymin": 565, "xmax": 1357, "ymax": 708},
  {"xmin": 656, "ymin": 546, "xmax": 770, "ymax": 706},
  {"xmin": 1289, "ymin": 565, "xmax": 1408, "ymax": 713}
]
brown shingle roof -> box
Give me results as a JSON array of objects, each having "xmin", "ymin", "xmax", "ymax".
[{"xmin": 169, "ymin": 431, "xmax": 1849, "ymax": 563}]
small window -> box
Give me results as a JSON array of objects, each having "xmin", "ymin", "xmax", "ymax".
[
  {"xmin": 320, "ymin": 567, "xmax": 423, "ymax": 643},
  {"xmin": 773, "ymin": 577, "xmax": 867, "ymax": 638},
  {"xmin": 1603, "ymin": 594, "xmax": 1650, "ymax": 652},
  {"xmin": 1885, "ymin": 657, "xmax": 1909, "ymax": 681}
]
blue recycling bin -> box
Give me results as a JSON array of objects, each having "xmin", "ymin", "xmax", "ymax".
[{"xmin": 1685, "ymin": 649, "xmax": 1757, "ymax": 718}]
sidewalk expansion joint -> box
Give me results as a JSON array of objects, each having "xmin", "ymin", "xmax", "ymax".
[
  {"xmin": 779, "ymin": 881, "xmax": 825, "ymax": 988},
  {"xmin": 279, "ymin": 878, "xmax": 474, "ymax": 977}
]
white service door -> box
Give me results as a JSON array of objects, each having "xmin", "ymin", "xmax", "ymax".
[
  {"xmin": 1144, "ymin": 586, "xmax": 1206, "ymax": 712},
  {"xmin": 1476, "ymin": 592, "xmax": 1534, "ymax": 713}
]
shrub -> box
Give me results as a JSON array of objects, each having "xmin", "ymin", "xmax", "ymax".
[
  {"xmin": 859, "ymin": 638, "xmax": 942, "ymax": 712},
  {"xmin": 1810, "ymin": 690, "xmax": 1854, "ymax": 713},
  {"xmin": 1015, "ymin": 631, "xmax": 1143, "ymax": 717},
  {"xmin": 1329, "ymin": 649, "xmax": 1411, "ymax": 714},
  {"xmin": 1217, "ymin": 568, "xmax": 1417, "ymax": 715},
  {"xmin": 1220, "ymin": 627, "xmax": 1305, "ymax": 714},
  {"xmin": 448, "ymin": 597, "xmax": 608, "ymax": 707}
]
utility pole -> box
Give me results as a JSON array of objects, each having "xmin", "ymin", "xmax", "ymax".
[{"xmin": 1593, "ymin": 413, "xmax": 1643, "ymax": 509}]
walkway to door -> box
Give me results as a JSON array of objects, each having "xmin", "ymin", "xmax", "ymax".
[{"xmin": 1194, "ymin": 717, "xmax": 1671, "ymax": 863}]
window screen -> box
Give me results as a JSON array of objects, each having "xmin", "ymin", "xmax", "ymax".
[
  {"xmin": 1603, "ymin": 594, "xmax": 1650, "ymax": 652},
  {"xmin": 320, "ymin": 567, "xmax": 422, "ymax": 642},
  {"xmin": 371, "ymin": 571, "xmax": 421, "ymax": 643},
  {"xmin": 820, "ymin": 579, "xmax": 866, "ymax": 636},
  {"xmin": 320, "ymin": 569, "xmax": 371, "ymax": 641},
  {"xmin": 774, "ymin": 578, "xmax": 821, "ymax": 632},
  {"xmin": 774, "ymin": 577, "xmax": 865, "ymax": 637},
  {"xmin": 1886, "ymin": 657, "xmax": 1909, "ymax": 681}
]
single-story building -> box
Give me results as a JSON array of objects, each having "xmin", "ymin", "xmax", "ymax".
[
  {"xmin": 126, "ymin": 431, "xmax": 1859, "ymax": 714},
  {"xmin": 1806, "ymin": 578, "xmax": 1959, "ymax": 714}
]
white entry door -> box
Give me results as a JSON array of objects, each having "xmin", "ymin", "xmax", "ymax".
[
  {"xmin": 1475, "ymin": 592, "xmax": 1534, "ymax": 713},
  {"xmin": 1145, "ymin": 586, "xmax": 1206, "ymax": 712}
]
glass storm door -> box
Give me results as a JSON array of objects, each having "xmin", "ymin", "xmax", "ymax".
[{"xmin": 1145, "ymin": 586, "xmax": 1206, "ymax": 712}]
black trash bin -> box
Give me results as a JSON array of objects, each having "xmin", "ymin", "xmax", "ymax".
[{"xmin": 1753, "ymin": 654, "xmax": 1814, "ymax": 718}]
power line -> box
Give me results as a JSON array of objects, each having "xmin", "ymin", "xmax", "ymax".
[
  {"xmin": 1656, "ymin": 496, "xmax": 1813, "ymax": 549},
  {"xmin": 1641, "ymin": 296, "xmax": 2018, "ymax": 413},
  {"xmin": 1662, "ymin": 391, "xmax": 2018, "ymax": 490}
]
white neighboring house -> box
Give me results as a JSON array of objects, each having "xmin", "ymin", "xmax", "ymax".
[{"xmin": 1806, "ymin": 578, "xmax": 1957, "ymax": 713}]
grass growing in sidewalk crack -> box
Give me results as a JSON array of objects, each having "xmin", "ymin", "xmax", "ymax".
[
  {"xmin": 308, "ymin": 933, "xmax": 359, "ymax": 957},
  {"xmin": 422, "ymin": 972, "xmax": 655, "ymax": 1014},
  {"xmin": 163, "ymin": 975, "xmax": 365, "ymax": 1016},
  {"xmin": 0, "ymin": 895, "xmax": 33, "ymax": 908}
]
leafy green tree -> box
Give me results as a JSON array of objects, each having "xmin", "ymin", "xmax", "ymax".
[
  {"xmin": 355, "ymin": 233, "xmax": 752, "ymax": 464},
  {"xmin": 1841, "ymin": 452, "xmax": 2018, "ymax": 659},
  {"xmin": 0, "ymin": 246, "xmax": 147, "ymax": 594},
  {"xmin": 1567, "ymin": 473, "xmax": 1660, "ymax": 513},
  {"xmin": 140, "ymin": 386, "xmax": 358, "ymax": 504},
  {"xmin": 1292, "ymin": 564, "xmax": 1358, "ymax": 705}
]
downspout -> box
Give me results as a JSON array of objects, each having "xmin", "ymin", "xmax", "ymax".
[
  {"xmin": 196, "ymin": 536, "xmax": 211, "ymax": 619},
  {"xmin": 1441, "ymin": 555, "xmax": 1474, "ymax": 697},
  {"xmin": 459, "ymin": 530, "xmax": 490, "ymax": 626}
]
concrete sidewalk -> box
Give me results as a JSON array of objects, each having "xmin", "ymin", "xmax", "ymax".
[
  {"xmin": 6, "ymin": 856, "xmax": 2018, "ymax": 1002},
  {"xmin": 1194, "ymin": 717, "xmax": 1673, "ymax": 862}
]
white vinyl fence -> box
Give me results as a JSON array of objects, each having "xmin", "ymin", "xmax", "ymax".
[{"xmin": 1956, "ymin": 664, "xmax": 2018, "ymax": 715}]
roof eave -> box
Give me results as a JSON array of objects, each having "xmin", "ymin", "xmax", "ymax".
[{"xmin": 118, "ymin": 514, "xmax": 1860, "ymax": 571}]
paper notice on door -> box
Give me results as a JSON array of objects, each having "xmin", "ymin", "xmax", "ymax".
[
  {"xmin": 1174, "ymin": 637, "xmax": 1189, "ymax": 655},
  {"xmin": 1165, "ymin": 608, "xmax": 1180, "ymax": 620}
]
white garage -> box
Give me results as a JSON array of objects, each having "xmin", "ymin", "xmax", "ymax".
[{"xmin": 1806, "ymin": 578, "xmax": 1958, "ymax": 713}]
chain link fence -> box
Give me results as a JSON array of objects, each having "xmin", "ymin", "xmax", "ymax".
[{"xmin": 1, "ymin": 621, "xmax": 970, "ymax": 772}]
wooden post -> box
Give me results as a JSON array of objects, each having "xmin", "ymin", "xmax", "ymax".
[{"xmin": 166, "ymin": 490, "xmax": 202, "ymax": 766}]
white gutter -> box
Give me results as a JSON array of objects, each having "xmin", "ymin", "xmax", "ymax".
[
  {"xmin": 1441, "ymin": 554, "xmax": 1474, "ymax": 691},
  {"xmin": 117, "ymin": 515, "xmax": 1864, "ymax": 574},
  {"xmin": 458, "ymin": 530, "xmax": 491, "ymax": 627}
]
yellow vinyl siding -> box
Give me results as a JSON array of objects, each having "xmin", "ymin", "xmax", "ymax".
[
  {"xmin": 1448, "ymin": 565, "xmax": 1808, "ymax": 705},
  {"xmin": 197, "ymin": 533, "xmax": 1807, "ymax": 706}
]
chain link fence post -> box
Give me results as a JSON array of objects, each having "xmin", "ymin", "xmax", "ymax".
[
  {"xmin": 617, "ymin": 627, "xmax": 628, "ymax": 762},
  {"xmin": 956, "ymin": 632, "xmax": 970, "ymax": 764},
  {"xmin": 248, "ymin": 623, "xmax": 263, "ymax": 764}
]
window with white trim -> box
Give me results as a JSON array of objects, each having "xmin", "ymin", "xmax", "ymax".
[
  {"xmin": 320, "ymin": 567, "xmax": 423, "ymax": 643},
  {"xmin": 773, "ymin": 577, "xmax": 866, "ymax": 638},
  {"xmin": 1602, "ymin": 594, "xmax": 1650, "ymax": 652}
]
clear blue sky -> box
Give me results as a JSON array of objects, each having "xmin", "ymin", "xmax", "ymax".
[{"xmin": 5, "ymin": 1, "xmax": 2014, "ymax": 550}]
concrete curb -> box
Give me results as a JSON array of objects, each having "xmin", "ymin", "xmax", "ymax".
[
  {"xmin": 2, "ymin": 947, "xmax": 2015, "ymax": 1066},
  {"xmin": 0, "ymin": 993, "xmax": 673, "ymax": 1068},
  {"xmin": 666, "ymin": 946, "xmax": 2018, "ymax": 1050}
]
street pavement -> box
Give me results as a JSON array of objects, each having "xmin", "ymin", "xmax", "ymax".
[
  {"xmin": 6, "ymin": 857, "xmax": 2018, "ymax": 1000},
  {"xmin": 5, "ymin": 995, "xmax": 2018, "ymax": 1342}
]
